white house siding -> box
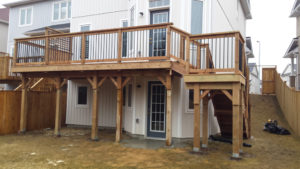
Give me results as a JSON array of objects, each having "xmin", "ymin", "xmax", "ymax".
[
  {"xmin": 67, "ymin": 0, "xmax": 249, "ymax": 139},
  {"xmin": 211, "ymin": 0, "xmax": 246, "ymax": 37},
  {"xmin": 66, "ymin": 76, "xmax": 182, "ymax": 138},
  {"xmin": 66, "ymin": 80, "xmax": 117, "ymax": 128},
  {"xmin": 0, "ymin": 22, "xmax": 8, "ymax": 53}
]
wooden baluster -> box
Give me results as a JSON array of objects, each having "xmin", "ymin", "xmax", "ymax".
[
  {"xmin": 118, "ymin": 30, "xmax": 122, "ymax": 63},
  {"xmin": 81, "ymin": 34, "xmax": 86, "ymax": 64}
]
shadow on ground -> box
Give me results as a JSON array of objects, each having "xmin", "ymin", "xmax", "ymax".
[{"xmin": 0, "ymin": 95, "xmax": 300, "ymax": 169}]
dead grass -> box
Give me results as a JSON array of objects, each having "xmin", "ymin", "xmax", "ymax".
[{"xmin": 0, "ymin": 95, "xmax": 300, "ymax": 169}]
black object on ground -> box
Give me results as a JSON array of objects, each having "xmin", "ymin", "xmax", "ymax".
[
  {"xmin": 263, "ymin": 119, "xmax": 291, "ymax": 135},
  {"xmin": 209, "ymin": 135, "xmax": 252, "ymax": 148}
]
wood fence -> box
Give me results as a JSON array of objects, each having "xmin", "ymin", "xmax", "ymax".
[
  {"xmin": 275, "ymin": 72, "xmax": 300, "ymax": 136},
  {"xmin": 0, "ymin": 91, "xmax": 66, "ymax": 135}
]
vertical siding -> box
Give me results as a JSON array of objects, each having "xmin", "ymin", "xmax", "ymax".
[{"xmin": 66, "ymin": 80, "xmax": 117, "ymax": 127}]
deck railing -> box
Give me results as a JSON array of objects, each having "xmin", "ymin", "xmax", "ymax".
[
  {"xmin": 0, "ymin": 53, "xmax": 18, "ymax": 79},
  {"xmin": 13, "ymin": 23, "xmax": 246, "ymax": 75}
]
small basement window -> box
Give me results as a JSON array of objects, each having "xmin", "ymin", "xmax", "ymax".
[
  {"xmin": 78, "ymin": 86, "xmax": 88, "ymax": 105},
  {"xmin": 188, "ymin": 89, "xmax": 194, "ymax": 110}
]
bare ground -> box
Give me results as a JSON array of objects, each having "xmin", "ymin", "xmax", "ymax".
[{"xmin": 0, "ymin": 95, "xmax": 300, "ymax": 169}]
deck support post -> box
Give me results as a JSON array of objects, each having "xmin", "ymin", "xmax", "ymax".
[
  {"xmin": 202, "ymin": 96, "xmax": 209, "ymax": 148},
  {"xmin": 54, "ymin": 77, "xmax": 63, "ymax": 136},
  {"xmin": 232, "ymin": 83, "xmax": 242, "ymax": 158},
  {"xmin": 91, "ymin": 75, "xmax": 99, "ymax": 141},
  {"xmin": 116, "ymin": 76, "xmax": 123, "ymax": 143},
  {"xmin": 19, "ymin": 76, "xmax": 29, "ymax": 133},
  {"xmin": 166, "ymin": 74, "xmax": 172, "ymax": 146},
  {"xmin": 193, "ymin": 84, "xmax": 200, "ymax": 151}
]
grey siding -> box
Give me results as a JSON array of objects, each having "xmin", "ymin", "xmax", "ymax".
[
  {"xmin": 0, "ymin": 22, "xmax": 8, "ymax": 53},
  {"xmin": 7, "ymin": 0, "xmax": 70, "ymax": 53}
]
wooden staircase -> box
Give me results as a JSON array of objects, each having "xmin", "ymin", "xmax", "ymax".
[{"xmin": 212, "ymin": 90, "xmax": 250, "ymax": 139}]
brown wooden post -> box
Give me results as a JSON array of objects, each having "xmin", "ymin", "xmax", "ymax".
[
  {"xmin": 116, "ymin": 76, "xmax": 122, "ymax": 142},
  {"xmin": 232, "ymin": 83, "xmax": 241, "ymax": 158},
  {"xmin": 197, "ymin": 44, "xmax": 201, "ymax": 69},
  {"xmin": 54, "ymin": 77, "xmax": 62, "ymax": 136},
  {"xmin": 166, "ymin": 25, "xmax": 171, "ymax": 58},
  {"xmin": 81, "ymin": 33, "xmax": 86, "ymax": 64},
  {"xmin": 91, "ymin": 75, "xmax": 99, "ymax": 141},
  {"xmin": 45, "ymin": 36, "xmax": 49, "ymax": 64},
  {"xmin": 117, "ymin": 29, "xmax": 122, "ymax": 63},
  {"xmin": 240, "ymin": 86, "xmax": 245, "ymax": 151},
  {"xmin": 180, "ymin": 36, "xmax": 185, "ymax": 60},
  {"xmin": 13, "ymin": 41, "xmax": 18, "ymax": 66},
  {"xmin": 193, "ymin": 84, "xmax": 200, "ymax": 151},
  {"xmin": 19, "ymin": 76, "xmax": 28, "ymax": 133},
  {"xmin": 202, "ymin": 96, "xmax": 209, "ymax": 148},
  {"xmin": 234, "ymin": 33, "xmax": 240, "ymax": 73},
  {"xmin": 185, "ymin": 36, "xmax": 191, "ymax": 73},
  {"xmin": 166, "ymin": 74, "xmax": 172, "ymax": 146}
]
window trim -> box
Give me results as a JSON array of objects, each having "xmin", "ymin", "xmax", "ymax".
[
  {"xmin": 76, "ymin": 85, "xmax": 89, "ymax": 108},
  {"xmin": 149, "ymin": 0, "xmax": 170, "ymax": 10},
  {"xmin": 19, "ymin": 6, "xmax": 33, "ymax": 27},
  {"xmin": 52, "ymin": 0, "xmax": 71, "ymax": 22},
  {"xmin": 186, "ymin": 89, "xmax": 194, "ymax": 113}
]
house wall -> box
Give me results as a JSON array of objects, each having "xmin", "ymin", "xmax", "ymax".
[
  {"xmin": 0, "ymin": 22, "xmax": 8, "ymax": 53},
  {"xmin": 6, "ymin": 0, "xmax": 70, "ymax": 54},
  {"xmin": 211, "ymin": 0, "xmax": 246, "ymax": 37},
  {"xmin": 66, "ymin": 0, "xmax": 248, "ymax": 139}
]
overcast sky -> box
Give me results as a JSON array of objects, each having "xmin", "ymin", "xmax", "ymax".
[{"xmin": 0, "ymin": 0, "xmax": 296, "ymax": 72}]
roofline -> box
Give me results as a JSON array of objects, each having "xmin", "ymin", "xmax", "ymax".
[
  {"xmin": 240, "ymin": 0, "xmax": 252, "ymax": 19},
  {"xmin": 3, "ymin": 0, "xmax": 45, "ymax": 8},
  {"xmin": 283, "ymin": 38, "xmax": 298, "ymax": 58},
  {"xmin": 0, "ymin": 19, "xmax": 8, "ymax": 24},
  {"xmin": 290, "ymin": 0, "xmax": 300, "ymax": 17}
]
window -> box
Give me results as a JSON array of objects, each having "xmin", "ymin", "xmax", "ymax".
[
  {"xmin": 128, "ymin": 84, "xmax": 132, "ymax": 107},
  {"xmin": 19, "ymin": 7, "xmax": 33, "ymax": 26},
  {"xmin": 53, "ymin": 1, "xmax": 71, "ymax": 21},
  {"xmin": 80, "ymin": 25, "xmax": 90, "ymax": 58},
  {"xmin": 78, "ymin": 86, "xmax": 88, "ymax": 105},
  {"xmin": 188, "ymin": 90, "xmax": 194, "ymax": 110},
  {"xmin": 149, "ymin": 0, "xmax": 170, "ymax": 8}
]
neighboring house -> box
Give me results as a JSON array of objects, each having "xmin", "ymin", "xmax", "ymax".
[
  {"xmin": 288, "ymin": 0, "xmax": 300, "ymax": 90},
  {"xmin": 67, "ymin": 0, "xmax": 251, "ymax": 139},
  {"xmin": 248, "ymin": 63, "xmax": 260, "ymax": 94},
  {"xmin": 3, "ymin": 0, "xmax": 71, "ymax": 90},
  {"xmin": 281, "ymin": 63, "xmax": 297, "ymax": 87},
  {"xmin": 245, "ymin": 37, "xmax": 260, "ymax": 94},
  {"xmin": 5, "ymin": 0, "xmax": 71, "ymax": 56},
  {"xmin": 0, "ymin": 8, "xmax": 9, "ymax": 53},
  {"xmin": 6, "ymin": 0, "xmax": 252, "ymax": 158}
]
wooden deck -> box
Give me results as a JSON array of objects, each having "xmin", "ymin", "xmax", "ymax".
[
  {"xmin": 11, "ymin": 23, "xmax": 250, "ymax": 158},
  {"xmin": 0, "ymin": 53, "xmax": 20, "ymax": 83}
]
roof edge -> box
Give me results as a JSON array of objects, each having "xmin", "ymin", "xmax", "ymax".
[{"xmin": 3, "ymin": 0, "xmax": 45, "ymax": 8}]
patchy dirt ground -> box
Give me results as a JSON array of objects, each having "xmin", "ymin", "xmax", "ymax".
[{"xmin": 1, "ymin": 95, "xmax": 300, "ymax": 169}]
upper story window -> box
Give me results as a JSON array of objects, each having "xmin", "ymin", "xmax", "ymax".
[
  {"xmin": 19, "ymin": 7, "xmax": 33, "ymax": 26},
  {"xmin": 53, "ymin": 1, "xmax": 71, "ymax": 21},
  {"xmin": 149, "ymin": 0, "xmax": 170, "ymax": 8}
]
